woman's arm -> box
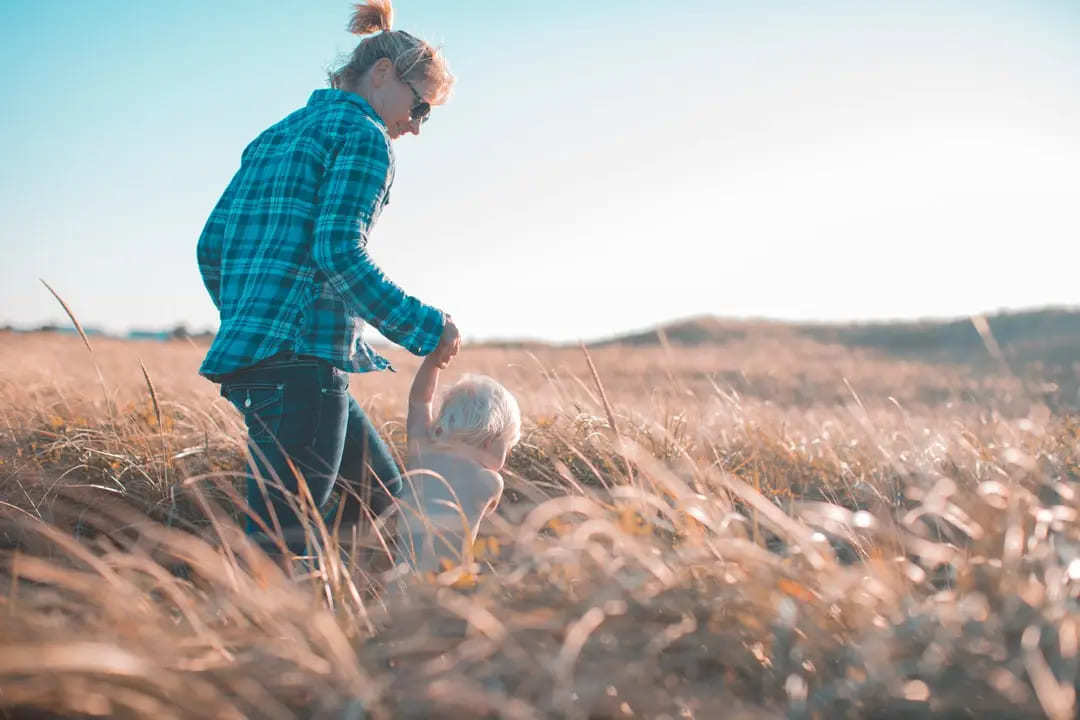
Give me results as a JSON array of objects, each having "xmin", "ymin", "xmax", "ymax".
[
  {"xmin": 311, "ymin": 122, "xmax": 445, "ymax": 356},
  {"xmin": 196, "ymin": 205, "xmax": 225, "ymax": 311}
]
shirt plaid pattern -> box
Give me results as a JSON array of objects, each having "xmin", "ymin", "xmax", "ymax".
[{"xmin": 197, "ymin": 89, "xmax": 444, "ymax": 378}]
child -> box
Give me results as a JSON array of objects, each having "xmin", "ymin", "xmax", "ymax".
[{"xmin": 395, "ymin": 347, "xmax": 521, "ymax": 572}]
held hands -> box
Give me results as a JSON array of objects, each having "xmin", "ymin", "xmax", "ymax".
[{"xmin": 433, "ymin": 316, "xmax": 460, "ymax": 369}]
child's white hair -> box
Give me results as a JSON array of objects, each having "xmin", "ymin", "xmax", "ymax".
[{"xmin": 432, "ymin": 374, "xmax": 521, "ymax": 450}]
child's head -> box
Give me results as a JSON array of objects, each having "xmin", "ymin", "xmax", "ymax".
[{"xmin": 432, "ymin": 374, "xmax": 521, "ymax": 469}]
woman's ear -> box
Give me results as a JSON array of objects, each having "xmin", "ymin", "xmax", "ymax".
[{"xmin": 369, "ymin": 57, "xmax": 394, "ymax": 88}]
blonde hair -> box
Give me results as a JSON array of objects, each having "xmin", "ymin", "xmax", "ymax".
[
  {"xmin": 433, "ymin": 375, "xmax": 522, "ymax": 451},
  {"xmin": 329, "ymin": 0, "xmax": 454, "ymax": 105}
]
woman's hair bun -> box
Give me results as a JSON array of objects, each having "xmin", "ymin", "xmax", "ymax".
[{"xmin": 347, "ymin": 0, "xmax": 393, "ymax": 35}]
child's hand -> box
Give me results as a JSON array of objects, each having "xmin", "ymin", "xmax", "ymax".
[{"xmin": 434, "ymin": 317, "xmax": 460, "ymax": 368}]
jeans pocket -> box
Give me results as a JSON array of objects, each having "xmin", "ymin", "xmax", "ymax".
[
  {"xmin": 323, "ymin": 367, "xmax": 350, "ymax": 396},
  {"xmin": 305, "ymin": 368, "xmax": 350, "ymax": 447},
  {"xmin": 223, "ymin": 382, "xmax": 286, "ymax": 443}
]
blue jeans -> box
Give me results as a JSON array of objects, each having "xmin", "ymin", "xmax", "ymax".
[{"xmin": 217, "ymin": 352, "xmax": 402, "ymax": 555}]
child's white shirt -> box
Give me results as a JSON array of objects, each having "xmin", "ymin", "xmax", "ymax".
[{"xmin": 397, "ymin": 400, "xmax": 504, "ymax": 571}]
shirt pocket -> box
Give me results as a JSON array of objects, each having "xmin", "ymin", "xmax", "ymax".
[{"xmin": 223, "ymin": 382, "xmax": 286, "ymax": 443}]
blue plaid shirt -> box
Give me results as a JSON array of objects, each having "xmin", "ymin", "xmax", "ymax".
[{"xmin": 197, "ymin": 89, "xmax": 445, "ymax": 378}]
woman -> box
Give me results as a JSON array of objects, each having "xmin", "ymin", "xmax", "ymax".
[{"xmin": 196, "ymin": 0, "xmax": 459, "ymax": 556}]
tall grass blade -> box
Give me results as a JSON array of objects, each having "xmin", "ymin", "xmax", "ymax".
[
  {"xmin": 39, "ymin": 278, "xmax": 94, "ymax": 354},
  {"xmin": 580, "ymin": 341, "xmax": 634, "ymax": 482},
  {"xmin": 39, "ymin": 278, "xmax": 113, "ymax": 420},
  {"xmin": 138, "ymin": 360, "xmax": 162, "ymax": 431},
  {"xmin": 139, "ymin": 358, "xmax": 170, "ymax": 492}
]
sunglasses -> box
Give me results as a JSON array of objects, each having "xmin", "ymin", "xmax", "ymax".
[{"xmin": 401, "ymin": 76, "xmax": 431, "ymax": 125}]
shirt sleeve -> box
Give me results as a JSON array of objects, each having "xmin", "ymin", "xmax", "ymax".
[
  {"xmin": 312, "ymin": 123, "xmax": 444, "ymax": 356},
  {"xmin": 196, "ymin": 206, "xmax": 225, "ymax": 311}
]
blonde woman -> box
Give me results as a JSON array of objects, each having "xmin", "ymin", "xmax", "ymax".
[{"xmin": 197, "ymin": 0, "xmax": 460, "ymax": 557}]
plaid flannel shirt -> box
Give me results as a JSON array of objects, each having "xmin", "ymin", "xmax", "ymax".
[{"xmin": 197, "ymin": 89, "xmax": 444, "ymax": 378}]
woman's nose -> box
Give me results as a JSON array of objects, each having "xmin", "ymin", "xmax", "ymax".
[{"xmin": 408, "ymin": 117, "xmax": 422, "ymax": 136}]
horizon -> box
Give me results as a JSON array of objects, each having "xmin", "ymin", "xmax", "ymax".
[
  {"xmin": 3, "ymin": 0, "xmax": 1079, "ymax": 344},
  {"xmin": 9, "ymin": 301, "xmax": 1078, "ymax": 347}
]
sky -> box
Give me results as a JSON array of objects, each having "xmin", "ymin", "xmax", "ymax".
[{"xmin": 2, "ymin": 0, "xmax": 1078, "ymax": 343}]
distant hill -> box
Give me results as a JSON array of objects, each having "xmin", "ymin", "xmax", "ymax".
[
  {"xmin": 13, "ymin": 307, "xmax": 1080, "ymax": 372},
  {"xmin": 7, "ymin": 324, "xmax": 215, "ymax": 344},
  {"xmin": 595, "ymin": 307, "xmax": 1080, "ymax": 370}
]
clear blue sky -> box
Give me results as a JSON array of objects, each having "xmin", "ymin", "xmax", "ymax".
[{"xmin": 2, "ymin": 0, "xmax": 1078, "ymax": 342}]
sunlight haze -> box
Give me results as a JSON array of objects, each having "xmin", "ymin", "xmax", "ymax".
[{"xmin": 2, "ymin": 0, "xmax": 1077, "ymax": 343}]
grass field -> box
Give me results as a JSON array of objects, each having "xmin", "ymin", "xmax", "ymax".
[{"xmin": 2, "ymin": 329, "xmax": 1079, "ymax": 719}]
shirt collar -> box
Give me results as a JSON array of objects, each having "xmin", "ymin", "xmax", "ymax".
[{"xmin": 307, "ymin": 88, "xmax": 386, "ymax": 130}]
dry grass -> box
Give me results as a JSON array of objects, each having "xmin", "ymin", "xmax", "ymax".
[{"xmin": 2, "ymin": 330, "xmax": 1079, "ymax": 719}]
